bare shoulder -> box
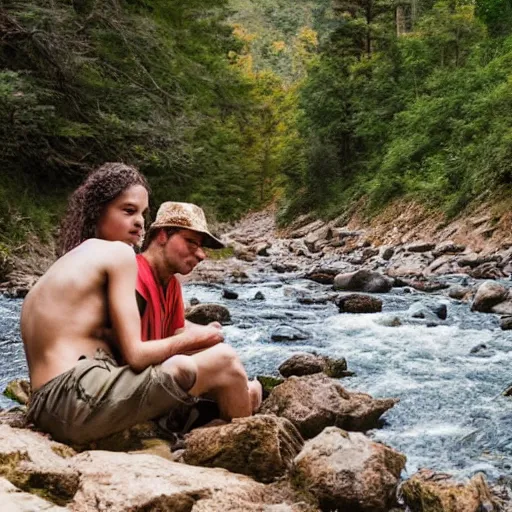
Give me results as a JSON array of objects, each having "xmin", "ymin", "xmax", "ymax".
[{"xmin": 80, "ymin": 239, "xmax": 136, "ymax": 269}]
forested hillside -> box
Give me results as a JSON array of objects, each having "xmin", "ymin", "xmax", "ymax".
[{"xmin": 1, "ymin": 0, "xmax": 512, "ymax": 270}]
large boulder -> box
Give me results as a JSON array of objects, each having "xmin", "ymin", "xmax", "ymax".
[
  {"xmin": 278, "ymin": 353, "xmax": 350, "ymax": 379},
  {"xmin": 0, "ymin": 424, "xmax": 314, "ymax": 511},
  {"xmin": 400, "ymin": 469, "xmax": 494, "ymax": 512},
  {"xmin": 185, "ymin": 303, "xmax": 231, "ymax": 325},
  {"xmin": 259, "ymin": 374, "xmax": 398, "ymax": 439},
  {"xmin": 182, "ymin": 415, "xmax": 304, "ymax": 483},
  {"xmin": 471, "ymin": 281, "xmax": 510, "ymax": 313},
  {"xmin": 333, "ymin": 270, "xmax": 393, "ymax": 293},
  {"xmin": 500, "ymin": 316, "xmax": 512, "ymax": 330},
  {"xmin": 292, "ymin": 427, "xmax": 406, "ymax": 512},
  {"xmin": 336, "ymin": 294, "xmax": 383, "ymax": 313},
  {"xmin": 406, "ymin": 241, "xmax": 436, "ymax": 253}
]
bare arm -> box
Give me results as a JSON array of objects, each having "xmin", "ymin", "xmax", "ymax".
[{"xmin": 106, "ymin": 243, "xmax": 223, "ymax": 372}]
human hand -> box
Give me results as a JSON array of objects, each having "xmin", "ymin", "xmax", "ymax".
[{"xmin": 189, "ymin": 323, "xmax": 224, "ymax": 347}]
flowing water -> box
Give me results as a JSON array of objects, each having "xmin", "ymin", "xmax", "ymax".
[{"xmin": 1, "ymin": 273, "xmax": 512, "ymax": 482}]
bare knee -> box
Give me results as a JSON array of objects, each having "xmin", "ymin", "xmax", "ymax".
[
  {"xmin": 162, "ymin": 355, "xmax": 197, "ymax": 392},
  {"xmin": 212, "ymin": 344, "xmax": 247, "ymax": 380}
]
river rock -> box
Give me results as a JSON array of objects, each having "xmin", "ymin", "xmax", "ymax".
[
  {"xmin": 500, "ymin": 316, "xmax": 512, "ymax": 330},
  {"xmin": 254, "ymin": 291, "xmax": 265, "ymax": 300},
  {"xmin": 432, "ymin": 241, "xmax": 466, "ymax": 258},
  {"xmin": 290, "ymin": 220, "xmax": 325, "ymax": 239},
  {"xmin": 3, "ymin": 380, "xmax": 31, "ymax": 406},
  {"xmin": 0, "ymin": 408, "xmax": 27, "ymax": 428},
  {"xmin": 404, "ymin": 279, "xmax": 450, "ymax": 293},
  {"xmin": 407, "ymin": 302, "xmax": 447, "ymax": 321},
  {"xmin": 222, "ymin": 288, "xmax": 239, "ymax": 300},
  {"xmin": 0, "ymin": 424, "xmax": 79, "ymax": 506},
  {"xmin": 278, "ymin": 353, "xmax": 349, "ymax": 379},
  {"xmin": 399, "ymin": 469, "xmax": 494, "ymax": 512},
  {"xmin": 387, "ymin": 251, "xmax": 434, "ymax": 277},
  {"xmin": 470, "ymin": 262, "xmax": 504, "ymax": 280},
  {"xmin": 272, "ymin": 261, "xmax": 299, "ymax": 273},
  {"xmin": 336, "ymin": 294, "xmax": 383, "ymax": 313},
  {"xmin": 304, "ymin": 225, "xmax": 331, "ymax": 253},
  {"xmin": 458, "ymin": 253, "xmax": 502, "ymax": 269},
  {"xmin": 257, "ymin": 376, "xmax": 285, "ymax": 398},
  {"xmin": 304, "ymin": 267, "xmax": 339, "ymax": 285},
  {"xmin": 271, "ymin": 326, "xmax": 309, "ymax": 342},
  {"xmin": 259, "ymin": 374, "xmax": 398, "ymax": 439},
  {"xmin": 250, "ymin": 241, "xmax": 271, "ymax": 256},
  {"xmin": 333, "ymin": 270, "xmax": 393, "ymax": 293},
  {"xmin": 292, "ymin": 428, "xmax": 406, "ymax": 512},
  {"xmin": 448, "ymin": 285, "xmax": 472, "ymax": 300},
  {"xmin": 380, "ymin": 246, "xmax": 395, "ymax": 261},
  {"xmin": 406, "ymin": 241, "xmax": 436, "ymax": 253},
  {"xmin": 471, "ymin": 281, "xmax": 510, "ymax": 313},
  {"xmin": 182, "ymin": 415, "xmax": 304, "ymax": 483},
  {"xmin": 185, "ymin": 303, "xmax": 231, "ymax": 325},
  {"xmin": 0, "ymin": 477, "xmax": 67, "ymax": 511}
]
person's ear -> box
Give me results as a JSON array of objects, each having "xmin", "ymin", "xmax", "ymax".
[{"xmin": 156, "ymin": 229, "xmax": 169, "ymax": 246}]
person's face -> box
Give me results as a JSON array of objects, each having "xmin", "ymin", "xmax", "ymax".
[
  {"xmin": 163, "ymin": 229, "xmax": 207, "ymax": 275},
  {"xmin": 96, "ymin": 184, "xmax": 149, "ymax": 247}
]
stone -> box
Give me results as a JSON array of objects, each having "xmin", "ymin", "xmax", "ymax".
[
  {"xmin": 0, "ymin": 477, "xmax": 67, "ymax": 511},
  {"xmin": 185, "ymin": 303, "xmax": 231, "ymax": 325},
  {"xmin": 380, "ymin": 246, "xmax": 395, "ymax": 261},
  {"xmin": 458, "ymin": 254, "xmax": 502, "ymax": 269},
  {"xmin": 222, "ymin": 288, "xmax": 239, "ymax": 300},
  {"xmin": 470, "ymin": 262, "xmax": 504, "ymax": 280},
  {"xmin": 0, "ymin": 424, "xmax": 79, "ymax": 506},
  {"xmin": 183, "ymin": 415, "xmax": 304, "ymax": 483},
  {"xmin": 0, "ymin": 408, "xmax": 27, "ymax": 428},
  {"xmin": 272, "ymin": 262, "xmax": 299, "ymax": 273},
  {"xmin": 257, "ymin": 375, "xmax": 285, "ymax": 399},
  {"xmin": 260, "ymin": 374, "xmax": 398, "ymax": 439},
  {"xmin": 336, "ymin": 294, "xmax": 383, "ymax": 314},
  {"xmin": 278, "ymin": 353, "xmax": 349, "ymax": 379},
  {"xmin": 407, "ymin": 302, "xmax": 447, "ymax": 321},
  {"xmin": 406, "ymin": 241, "xmax": 436, "ymax": 253},
  {"xmin": 3, "ymin": 380, "xmax": 31, "ymax": 405},
  {"xmin": 432, "ymin": 241, "xmax": 466, "ymax": 258},
  {"xmin": 471, "ymin": 281, "xmax": 509, "ymax": 313},
  {"xmin": 400, "ymin": 469, "xmax": 495, "ymax": 512},
  {"xmin": 500, "ymin": 316, "xmax": 512, "ymax": 331},
  {"xmin": 290, "ymin": 220, "xmax": 325, "ymax": 239},
  {"xmin": 251, "ymin": 241, "xmax": 271, "ymax": 256},
  {"xmin": 254, "ymin": 291, "xmax": 265, "ymax": 300},
  {"xmin": 406, "ymin": 279, "xmax": 450, "ymax": 293},
  {"xmin": 448, "ymin": 285, "xmax": 472, "ymax": 300},
  {"xmin": 304, "ymin": 226, "xmax": 331, "ymax": 253},
  {"xmin": 333, "ymin": 269, "xmax": 393, "ymax": 293},
  {"xmin": 292, "ymin": 428, "xmax": 406, "ymax": 512},
  {"xmin": 374, "ymin": 315, "xmax": 402, "ymax": 327},
  {"xmin": 304, "ymin": 267, "xmax": 339, "ymax": 285},
  {"xmin": 271, "ymin": 326, "xmax": 309, "ymax": 342}
]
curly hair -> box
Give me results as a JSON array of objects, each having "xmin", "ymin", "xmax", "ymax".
[{"xmin": 57, "ymin": 162, "xmax": 150, "ymax": 256}]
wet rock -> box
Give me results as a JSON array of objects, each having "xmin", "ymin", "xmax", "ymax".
[
  {"xmin": 292, "ymin": 428, "xmax": 406, "ymax": 512},
  {"xmin": 3, "ymin": 380, "xmax": 31, "ymax": 406},
  {"xmin": 257, "ymin": 375, "xmax": 285, "ymax": 399},
  {"xmin": 387, "ymin": 252, "xmax": 434, "ymax": 277},
  {"xmin": 361, "ymin": 247, "xmax": 379, "ymax": 261},
  {"xmin": 336, "ymin": 294, "xmax": 383, "ymax": 314},
  {"xmin": 406, "ymin": 241, "xmax": 436, "ymax": 253},
  {"xmin": 189, "ymin": 297, "xmax": 200, "ymax": 306},
  {"xmin": 297, "ymin": 294, "xmax": 337, "ymax": 305},
  {"xmin": 503, "ymin": 384, "xmax": 512, "ymax": 397},
  {"xmin": 374, "ymin": 315, "xmax": 402, "ymax": 327},
  {"xmin": 448, "ymin": 285, "xmax": 472, "ymax": 300},
  {"xmin": 432, "ymin": 241, "xmax": 466, "ymax": 258},
  {"xmin": 470, "ymin": 343, "xmax": 487, "ymax": 354},
  {"xmin": 400, "ymin": 469, "xmax": 495, "ymax": 512},
  {"xmin": 278, "ymin": 353, "xmax": 349, "ymax": 379},
  {"xmin": 407, "ymin": 302, "xmax": 441, "ymax": 322},
  {"xmin": 254, "ymin": 291, "xmax": 265, "ymax": 300},
  {"xmin": 471, "ymin": 281, "xmax": 510, "ymax": 313},
  {"xmin": 380, "ymin": 246, "xmax": 395, "ymax": 261},
  {"xmin": 222, "ymin": 288, "xmax": 238, "ymax": 300},
  {"xmin": 183, "ymin": 415, "xmax": 304, "ymax": 483},
  {"xmin": 304, "ymin": 267, "xmax": 339, "ymax": 285},
  {"xmin": 500, "ymin": 316, "xmax": 512, "ymax": 331},
  {"xmin": 260, "ymin": 374, "xmax": 398, "ymax": 439},
  {"xmin": 271, "ymin": 326, "xmax": 309, "ymax": 342},
  {"xmin": 185, "ymin": 303, "xmax": 231, "ymax": 325},
  {"xmin": 272, "ymin": 262, "xmax": 299, "ymax": 273},
  {"xmin": 333, "ymin": 269, "xmax": 393, "ymax": 293},
  {"xmin": 0, "ymin": 408, "xmax": 27, "ymax": 428},
  {"xmin": 406, "ymin": 279, "xmax": 450, "ymax": 293}
]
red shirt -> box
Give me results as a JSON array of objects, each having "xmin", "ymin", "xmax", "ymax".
[{"xmin": 135, "ymin": 254, "xmax": 185, "ymax": 341}]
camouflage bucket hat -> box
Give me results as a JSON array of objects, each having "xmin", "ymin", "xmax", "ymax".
[{"xmin": 148, "ymin": 202, "xmax": 224, "ymax": 249}]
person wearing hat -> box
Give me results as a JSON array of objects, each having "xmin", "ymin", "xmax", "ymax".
[{"xmin": 22, "ymin": 195, "xmax": 261, "ymax": 445}]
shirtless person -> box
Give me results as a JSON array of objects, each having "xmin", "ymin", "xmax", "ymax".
[{"xmin": 22, "ymin": 163, "xmax": 259, "ymax": 444}]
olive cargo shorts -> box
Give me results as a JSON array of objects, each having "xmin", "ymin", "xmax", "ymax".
[{"xmin": 26, "ymin": 350, "xmax": 196, "ymax": 444}]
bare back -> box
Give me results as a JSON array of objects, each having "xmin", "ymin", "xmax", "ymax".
[{"xmin": 21, "ymin": 239, "xmax": 124, "ymax": 390}]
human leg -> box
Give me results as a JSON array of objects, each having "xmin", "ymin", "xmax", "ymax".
[{"xmin": 161, "ymin": 344, "xmax": 254, "ymax": 420}]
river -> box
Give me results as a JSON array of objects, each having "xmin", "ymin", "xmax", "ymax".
[{"xmin": 1, "ymin": 273, "xmax": 511, "ymax": 483}]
